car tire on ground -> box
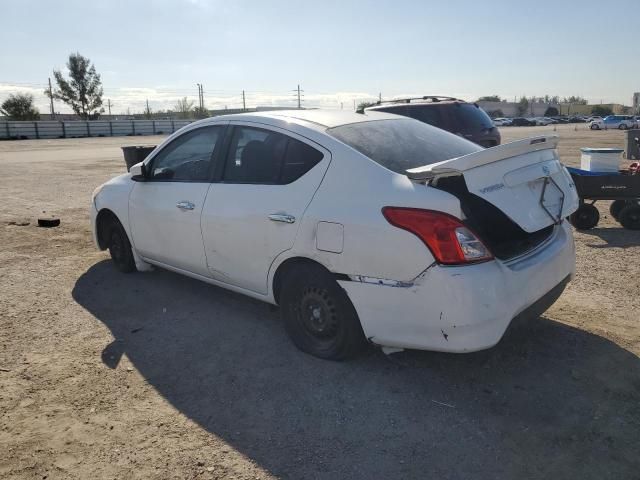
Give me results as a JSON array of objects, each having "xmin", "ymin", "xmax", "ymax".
[
  {"xmin": 280, "ymin": 264, "xmax": 366, "ymax": 360},
  {"xmin": 590, "ymin": 124, "xmax": 599, "ymax": 130},
  {"xmin": 107, "ymin": 219, "xmax": 136, "ymax": 273},
  {"xmin": 570, "ymin": 204, "xmax": 600, "ymax": 230},
  {"xmin": 618, "ymin": 204, "xmax": 640, "ymax": 230},
  {"xmin": 609, "ymin": 200, "xmax": 628, "ymax": 220},
  {"xmin": 619, "ymin": 124, "xmax": 628, "ymax": 130}
]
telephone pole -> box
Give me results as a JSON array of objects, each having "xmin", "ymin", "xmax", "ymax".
[
  {"xmin": 378, "ymin": 92, "xmax": 382, "ymax": 103},
  {"xmin": 196, "ymin": 83, "xmax": 203, "ymax": 110},
  {"xmin": 293, "ymin": 84, "xmax": 304, "ymax": 109},
  {"xmin": 242, "ymin": 90, "xmax": 246, "ymax": 111},
  {"xmin": 48, "ymin": 77, "xmax": 55, "ymax": 117},
  {"xmin": 107, "ymin": 99, "xmax": 113, "ymax": 117}
]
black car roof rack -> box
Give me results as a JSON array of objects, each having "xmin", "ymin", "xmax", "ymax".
[{"xmin": 373, "ymin": 95, "xmax": 467, "ymax": 106}]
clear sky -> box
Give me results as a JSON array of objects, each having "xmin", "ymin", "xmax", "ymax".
[{"xmin": 1, "ymin": 0, "xmax": 639, "ymax": 114}]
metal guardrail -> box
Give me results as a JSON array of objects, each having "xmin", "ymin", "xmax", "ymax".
[{"xmin": 0, "ymin": 119, "xmax": 194, "ymax": 140}]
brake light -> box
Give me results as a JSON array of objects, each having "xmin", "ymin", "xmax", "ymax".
[{"xmin": 382, "ymin": 207, "xmax": 493, "ymax": 265}]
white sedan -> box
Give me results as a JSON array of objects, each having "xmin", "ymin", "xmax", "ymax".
[{"xmin": 91, "ymin": 110, "xmax": 579, "ymax": 360}]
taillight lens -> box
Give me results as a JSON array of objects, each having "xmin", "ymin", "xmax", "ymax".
[{"xmin": 382, "ymin": 207, "xmax": 493, "ymax": 265}]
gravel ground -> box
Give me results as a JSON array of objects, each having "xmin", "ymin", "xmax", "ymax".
[{"xmin": 1, "ymin": 124, "xmax": 639, "ymax": 479}]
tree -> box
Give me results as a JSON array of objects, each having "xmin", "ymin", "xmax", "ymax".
[
  {"xmin": 193, "ymin": 106, "xmax": 209, "ymax": 118},
  {"xmin": 591, "ymin": 105, "xmax": 613, "ymax": 116},
  {"xmin": 544, "ymin": 107, "xmax": 559, "ymax": 116},
  {"xmin": 143, "ymin": 100, "xmax": 153, "ymax": 119},
  {"xmin": 356, "ymin": 101, "xmax": 376, "ymax": 113},
  {"xmin": 487, "ymin": 109, "xmax": 504, "ymax": 118},
  {"xmin": 46, "ymin": 52, "xmax": 104, "ymax": 119},
  {"xmin": 562, "ymin": 96, "xmax": 587, "ymax": 105},
  {"xmin": 0, "ymin": 93, "xmax": 40, "ymax": 120},
  {"xmin": 174, "ymin": 97, "xmax": 195, "ymax": 119},
  {"xmin": 478, "ymin": 95, "xmax": 502, "ymax": 102},
  {"xmin": 517, "ymin": 96, "xmax": 529, "ymax": 116}
]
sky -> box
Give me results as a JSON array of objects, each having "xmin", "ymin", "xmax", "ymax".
[{"xmin": 1, "ymin": 0, "xmax": 639, "ymax": 114}]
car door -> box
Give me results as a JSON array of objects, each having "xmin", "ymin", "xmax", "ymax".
[
  {"xmin": 201, "ymin": 123, "xmax": 330, "ymax": 294},
  {"xmin": 129, "ymin": 124, "xmax": 225, "ymax": 276}
]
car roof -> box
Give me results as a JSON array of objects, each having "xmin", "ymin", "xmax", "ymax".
[{"xmin": 207, "ymin": 109, "xmax": 400, "ymax": 129}]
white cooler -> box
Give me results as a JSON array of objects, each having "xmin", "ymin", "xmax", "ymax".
[{"xmin": 580, "ymin": 147, "xmax": 623, "ymax": 172}]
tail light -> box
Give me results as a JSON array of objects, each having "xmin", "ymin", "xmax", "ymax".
[{"xmin": 382, "ymin": 207, "xmax": 493, "ymax": 265}]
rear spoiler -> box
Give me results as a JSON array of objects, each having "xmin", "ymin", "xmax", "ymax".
[{"xmin": 406, "ymin": 135, "xmax": 559, "ymax": 181}]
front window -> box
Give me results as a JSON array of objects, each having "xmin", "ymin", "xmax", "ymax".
[{"xmin": 327, "ymin": 118, "xmax": 482, "ymax": 174}]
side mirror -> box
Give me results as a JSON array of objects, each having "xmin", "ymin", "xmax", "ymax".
[{"xmin": 130, "ymin": 162, "xmax": 147, "ymax": 182}]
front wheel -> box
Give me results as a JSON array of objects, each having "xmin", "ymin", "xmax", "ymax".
[
  {"xmin": 570, "ymin": 204, "xmax": 600, "ymax": 230},
  {"xmin": 619, "ymin": 124, "xmax": 628, "ymax": 130},
  {"xmin": 107, "ymin": 220, "xmax": 136, "ymax": 273},
  {"xmin": 280, "ymin": 264, "xmax": 366, "ymax": 360},
  {"xmin": 618, "ymin": 204, "xmax": 640, "ymax": 230},
  {"xmin": 590, "ymin": 124, "xmax": 599, "ymax": 130}
]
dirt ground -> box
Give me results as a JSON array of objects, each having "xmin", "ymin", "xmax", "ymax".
[{"xmin": 1, "ymin": 124, "xmax": 639, "ymax": 479}]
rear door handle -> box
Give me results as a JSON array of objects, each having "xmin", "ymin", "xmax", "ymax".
[
  {"xmin": 176, "ymin": 201, "xmax": 195, "ymax": 211},
  {"xmin": 268, "ymin": 213, "xmax": 296, "ymax": 224}
]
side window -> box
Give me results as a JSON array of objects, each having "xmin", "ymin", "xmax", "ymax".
[
  {"xmin": 149, "ymin": 126, "xmax": 221, "ymax": 181},
  {"xmin": 281, "ymin": 137, "xmax": 323, "ymax": 184},
  {"xmin": 408, "ymin": 106, "xmax": 445, "ymax": 129},
  {"xmin": 223, "ymin": 126, "xmax": 323, "ymax": 184}
]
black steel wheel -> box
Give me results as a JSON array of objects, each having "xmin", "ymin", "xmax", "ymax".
[
  {"xmin": 618, "ymin": 204, "xmax": 640, "ymax": 230},
  {"xmin": 609, "ymin": 200, "xmax": 628, "ymax": 220},
  {"xmin": 108, "ymin": 220, "xmax": 136, "ymax": 273},
  {"xmin": 570, "ymin": 204, "xmax": 600, "ymax": 230},
  {"xmin": 280, "ymin": 264, "xmax": 366, "ymax": 360}
]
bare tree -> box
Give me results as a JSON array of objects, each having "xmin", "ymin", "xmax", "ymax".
[{"xmin": 174, "ymin": 97, "xmax": 195, "ymax": 119}]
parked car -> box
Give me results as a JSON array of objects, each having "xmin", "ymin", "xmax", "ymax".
[
  {"xmin": 363, "ymin": 96, "xmax": 500, "ymax": 147},
  {"xmin": 91, "ymin": 110, "xmax": 579, "ymax": 360},
  {"xmin": 535, "ymin": 117, "xmax": 554, "ymax": 126},
  {"xmin": 511, "ymin": 117, "xmax": 536, "ymax": 126},
  {"xmin": 590, "ymin": 115, "xmax": 635, "ymax": 130},
  {"xmin": 493, "ymin": 118, "xmax": 510, "ymax": 126}
]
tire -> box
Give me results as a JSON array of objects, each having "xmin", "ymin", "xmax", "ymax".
[
  {"xmin": 107, "ymin": 220, "xmax": 136, "ymax": 273},
  {"xmin": 609, "ymin": 200, "xmax": 628, "ymax": 220},
  {"xmin": 619, "ymin": 123, "xmax": 627, "ymax": 130},
  {"xmin": 590, "ymin": 124, "xmax": 599, "ymax": 130},
  {"xmin": 280, "ymin": 264, "xmax": 366, "ymax": 360},
  {"xmin": 618, "ymin": 204, "xmax": 640, "ymax": 230},
  {"xmin": 570, "ymin": 204, "xmax": 600, "ymax": 230}
]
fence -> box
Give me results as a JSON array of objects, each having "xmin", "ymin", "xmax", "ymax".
[{"xmin": 0, "ymin": 119, "xmax": 194, "ymax": 140}]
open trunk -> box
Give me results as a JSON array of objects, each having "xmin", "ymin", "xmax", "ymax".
[{"xmin": 407, "ymin": 136, "xmax": 579, "ymax": 260}]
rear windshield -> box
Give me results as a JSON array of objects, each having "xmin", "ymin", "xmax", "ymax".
[
  {"xmin": 449, "ymin": 103, "xmax": 494, "ymax": 131},
  {"xmin": 327, "ymin": 118, "xmax": 482, "ymax": 174}
]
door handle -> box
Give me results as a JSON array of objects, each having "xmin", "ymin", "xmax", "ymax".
[
  {"xmin": 176, "ymin": 201, "xmax": 195, "ymax": 211},
  {"xmin": 268, "ymin": 213, "xmax": 296, "ymax": 224}
]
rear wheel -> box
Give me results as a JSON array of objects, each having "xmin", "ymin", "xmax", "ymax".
[
  {"xmin": 609, "ymin": 200, "xmax": 628, "ymax": 220},
  {"xmin": 590, "ymin": 124, "xmax": 599, "ymax": 130},
  {"xmin": 618, "ymin": 204, "xmax": 640, "ymax": 230},
  {"xmin": 280, "ymin": 264, "xmax": 366, "ymax": 360},
  {"xmin": 570, "ymin": 204, "xmax": 600, "ymax": 230},
  {"xmin": 107, "ymin": 220, "xmax": 136, "ymax": 273},
  {"xmin": 619, "ymin": 123, "xmax": 628, "ymax": 130}
]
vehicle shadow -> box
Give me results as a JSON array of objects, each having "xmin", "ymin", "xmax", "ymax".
[
  {"xmin": 72, "ymin": 261, "xmax": 640, "ymax": 480},
  {"xmin": 580, "ymin": 227, "xmax": 640, "ymax": 248}
]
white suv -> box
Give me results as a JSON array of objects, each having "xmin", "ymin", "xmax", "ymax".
[{"xmin": 91, "ymin": 110, "xmax": 579, "ymax": 360}]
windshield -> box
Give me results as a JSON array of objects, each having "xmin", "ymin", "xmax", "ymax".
[{"xmin": 327, "ymin": 118, "xmax": 482, "ymax": 174}]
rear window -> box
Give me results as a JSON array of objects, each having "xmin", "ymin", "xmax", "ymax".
[
  {"xmin": 376, "ymin": 104, "xmax": 446, "ymax": 129},
  {"xmin": 327, "ymin": 118, "xmax": 481, "ymax": 174},
  {"xmin": 449, "ymin": 104, "xmax": 494, "ymax": 131}
]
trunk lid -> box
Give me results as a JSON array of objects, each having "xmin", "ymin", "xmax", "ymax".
[{"xmin": 406, "ymin": 136, "xmax": 579, "ymax": 233}]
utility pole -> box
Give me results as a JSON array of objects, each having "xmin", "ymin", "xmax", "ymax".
[
  {"xmin": 48, "ymin": 77, "xmax": 55, "ymax": 117},
  {"xmin": 295, "ymin": 84, "xmax": 303, "ymax": 109},
  {"xmin": 378, "ymin": 92, "xmax": 382, "ymax": 103},
  {"xmin": 242, "ymin": 90, "xmax": 246, "ymax": 111},
  {"xmin": 353, "ymin": 99, "xmax": 356, "ymax": 111},
  {"xmin": 196, "ymin": 83, "xmax": 203, "ymax": 110},
  {"xmin": 107, "ymin": 99, "xmax": 113, "ymax": 117}
]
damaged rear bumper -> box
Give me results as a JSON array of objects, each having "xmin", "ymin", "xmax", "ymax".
[{"xmin": 338, "ymin": 222, "xmax": 575, "ymax": 353}]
